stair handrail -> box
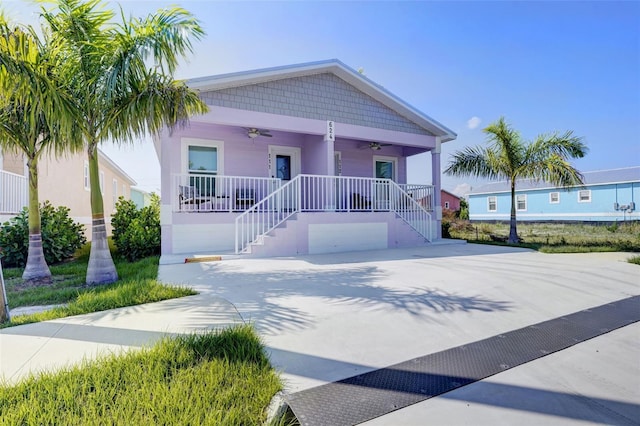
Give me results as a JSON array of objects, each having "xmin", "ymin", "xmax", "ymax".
[
  {"xmin": 387, "ymin": 180, "xmax": 433, "ymax": 241},
  {"xmin": 235, "ymin": 175, "xmax": 301, "ymax": 254}
]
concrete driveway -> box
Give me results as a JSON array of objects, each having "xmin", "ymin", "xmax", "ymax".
[
  {"xmin": 158, "ymin": 243, "xmax": 640, "ymax": 425},
  {"xmin": 1, "ymin": 243, "xmax": 637, "ymax": 425}
]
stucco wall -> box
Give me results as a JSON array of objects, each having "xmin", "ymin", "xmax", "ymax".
[
  {"xmin": 38, "ymin": 151, "xmax": 135, "ymax": 236},
  {"xmin": 1, "ymin": 151, "xmax": 25, "ymax": 175}
]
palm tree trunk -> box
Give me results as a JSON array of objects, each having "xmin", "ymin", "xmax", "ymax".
[
  {"xmin": 86, "ymin": 145, "xmax": 118, "ymax": 285},
  {"xmin": 508, "ymin": 180, "xmax": 519, "ymax": 244},
  {"xmin": 0, "ymin": 263, "xmax": 8, "ymax": 323},
  {"xmin": 22, "ymin": 156, "xmax": 52, "ymax": 284}
]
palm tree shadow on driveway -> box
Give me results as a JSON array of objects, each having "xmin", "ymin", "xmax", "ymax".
[{"xmin": 171, "ymin": 262, "xmax": 514, "ymax": 336}]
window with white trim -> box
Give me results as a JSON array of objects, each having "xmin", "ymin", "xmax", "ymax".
[
  {"xmin": 516, "ymin": 194, "xmax": 527, "ymax": 211},
  {"xmin": 578, "ymin": 190, "xmax": 591, "ymax": 203},
  {"xmin": 549, "ymin": 192, "xmax": 560, "ymax": 204},
  {"xmin": 183, "ymin": 139, "xmax": 224, "ymax": 197},
  {"xmin": 83, "ymin": 161, "xmax": 90, "ymax": 190},
  {"xmin": 113, "ymin": 179, "xmax": 118, "ymax": 207},
  {"xmin": 444, "ymin": 201, "xmax": 450, "ymax": 210},
  {"xmin": 488, "ymin": 196, "xmax": 497, "ymax": 212}
]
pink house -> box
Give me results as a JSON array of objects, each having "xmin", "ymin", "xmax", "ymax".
[
  {"xmin": 441, "ymin": 189, "xmax": 461, "ymax": 212},
  {"xmin": 156, "ymin": 60, "xmax": 456, "ymax": 259}
]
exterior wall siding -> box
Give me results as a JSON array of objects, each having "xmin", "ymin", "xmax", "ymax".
[
  {"xmin": 441, "ymin": 191, "xmax": 461, "ymax": 211},
  {"xmin": 38, "ymin": 151, "xmax": 135, "ymax": 237},
  {"xmin": 199, "ymin": 73, "xmax": 432, "ymax": 136},
  {"xmin": 469, "ymin": 182, "xmax": 640, "ymax": 222},
  {"xmin": 165, "ymin": 124, "xmax": 409, "ymax": 183}
]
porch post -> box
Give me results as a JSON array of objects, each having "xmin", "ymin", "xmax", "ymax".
[
  {"xmin": 159, "ymin": 129, "xmax": 174, "ymax": 256},
  {"xmin": 432, "ymin": 137, "xmax": 442, "ymax": 240},
  {"xmin": 325, "ymin": 121, "xmax": 336, "ymax": 210}
]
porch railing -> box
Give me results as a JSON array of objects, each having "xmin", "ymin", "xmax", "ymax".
[
  {"xmin": 397, "ymin": 184, "xmax": 434, "ymax": 211},
  {"xmin": 235, "ymin": 174, "xmax": 434, "ymax": 254},
  {"xmin": 171, "ymin": 174, "xmax": 281, "ymax": 212},
  {"xmin": 0, "ymin": 170, "xmax": 28, "ymax": 214}
]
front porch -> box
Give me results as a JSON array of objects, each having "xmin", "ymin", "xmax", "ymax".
[
  {"xmin": 165, "ymin": 174, "xmax": 435, "ymax": 256},
  {"xmin": 171, "ymin": 173, "xmax": 434, "ymax": 214}
]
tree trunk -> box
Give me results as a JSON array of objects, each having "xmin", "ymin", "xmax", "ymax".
[
  {"xmin": 22, "ymin": 156, "xmax": 52, "ymax": 284},
  {"xmin": 508, "ymin": 180, "xmax": 519, "ymax": 244},
  {"xmin": 86, "ymin": 145, "xmax": 118, "ymax": 285},
  {"xmin": 0, "ymin": 262, "xmax": 8, "ymax": 323}
]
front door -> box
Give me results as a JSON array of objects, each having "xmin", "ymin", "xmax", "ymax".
[
  {"xmin": 374, "ymin": 156, "xmax": 397, "ymax": 210},
  {"xmin": 269, "ymin": 146, "xmax": 301, "ymax": 210}
]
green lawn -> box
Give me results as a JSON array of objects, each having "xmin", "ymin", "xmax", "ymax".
[
  {"xmin": 2, "ymin": 248, "xmax": 195, "ymax": 328},
  {"xmin": 447, "ymin": 221, "xmax": 640, "ymax": 254},
  {"xmin": 0, "ymin": 325, "xmax": 282, "ymax": 425}
]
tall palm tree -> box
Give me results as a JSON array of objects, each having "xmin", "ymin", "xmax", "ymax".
[
  {"xmin": 0, "ymin": 19, "xmax": 79, "ymax": 285},
  {"xmin": 445, "ymin": 117, "xmax": 588, "ymax": 244},
  {"xmin": 40, "ymin": 0, "xmax": 208, "ymax": 284}
]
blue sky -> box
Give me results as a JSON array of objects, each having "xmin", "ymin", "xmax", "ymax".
[{"xmin": 6, "ymin": 0, "xmax": 640, "ymax": 194}]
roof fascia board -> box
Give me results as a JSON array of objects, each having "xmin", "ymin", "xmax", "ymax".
[
  {"xmin": 470, "ymin": 179, "xmax": 640, "ymax": 196},
  {"xmin": 97, "ymin": 148, "xmax": 137, "ymax": 186}
]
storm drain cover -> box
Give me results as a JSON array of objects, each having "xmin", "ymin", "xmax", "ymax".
[{"xmin": 285, "ymin": 295, "xmax": 640, "ymax": 426}]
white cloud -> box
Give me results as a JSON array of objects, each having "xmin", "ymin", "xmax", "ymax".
[
  {"xmin": 453, "ymin": 183, "xmax": 472, "ymax": 198},
  {"xmin": 467, "ymin": 116, "xmax": 482, "ymax": 130}
]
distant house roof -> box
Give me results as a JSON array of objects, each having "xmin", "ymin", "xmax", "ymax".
[
  {"xmin": 441, "ymin": 189, "xmax": 461, "ymax": 200},
  {"xmin": 469, "ymin": 166, "xmax": 640, "ymax": 195},
  {"xmin": 98, "ymin": 148, "xmax": 137, "ymax": 186},
  {"xmin": 187, "ymin": 59, "xmax": 457, "ymax": 142}
]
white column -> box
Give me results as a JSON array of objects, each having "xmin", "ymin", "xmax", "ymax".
[
  {"xmin": 325, "ymin": 121, "xmax": 336, "ymax": 209},
  {"xmin": 432, "ymin": 137, "xmax": 442, "ymax": 240}
]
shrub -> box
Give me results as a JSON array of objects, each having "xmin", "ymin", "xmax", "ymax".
[
  {"xmin": 111, "ymin": 194, "xmax": 161, "ymax": 262},
  {"xmin": 458, "ymin": 199, "xmax": 469, "ymax": 220},
  {"xmin": 0, "ymin": 202, "xmax": 86, "ymax": 267}
]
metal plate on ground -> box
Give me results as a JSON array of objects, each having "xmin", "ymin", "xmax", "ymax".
[{"xmin": 285, "ymin": 295, "xmax": 640, "ymax": 426}]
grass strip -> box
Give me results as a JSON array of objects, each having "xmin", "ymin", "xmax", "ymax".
[
  {"xmin": 0, "ymin": 325, "xmax": 282, "ymax": 426},
  {"xmin": 628, "ymin": 255, "xmax": 640, "ymax": 265},
  {"xmin": 3, "ymin": 255, "xmax": 196, "ymax": 328}
]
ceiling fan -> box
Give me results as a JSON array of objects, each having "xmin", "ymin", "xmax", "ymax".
[
  {"xmin": 245, "ymin": 128, "xmax": 272, "ymax": 139},
  {"xmin": 361, "ymin": 142, "xmax": 392, "ymax": 150}
]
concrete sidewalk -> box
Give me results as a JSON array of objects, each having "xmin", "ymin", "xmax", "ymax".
[{"xmin": 1, "ymin": 244, "xmax": 639, "ymax": 425}]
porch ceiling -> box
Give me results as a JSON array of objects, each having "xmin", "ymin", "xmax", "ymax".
[{"xmin": 190, "ymin": 106, "xmax": 437, "ymax": 152}]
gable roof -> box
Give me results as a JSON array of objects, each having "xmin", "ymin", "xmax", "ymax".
[
  {"xmin": 187, "ymin": 59, "xmax": 456, "ymax": 142},
  {"xmin": 98, "ymin": 148, "xmax": 137, "ymax": 186},
  {"xmin": 441, "ymin": 189, "xmax": 461, "ymax": 200},
  {"xmin": 469, "ymin": 166, "xmax": 640, "ymax": 195}
]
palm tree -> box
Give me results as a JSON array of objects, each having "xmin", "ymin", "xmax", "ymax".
[
  {"xmin": 0, "ymin": 19, "xmax": 80, "ymax": 285},
  {"xmin": 445, "ymin": 117, "xmax": 588, "ymax": 244},
  {"xmin": 40, "ymin": 0, "xmax": 208, "ymax": 284}
]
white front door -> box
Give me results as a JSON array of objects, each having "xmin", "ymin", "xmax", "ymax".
[{"xmin": 269, "ymin": 146, "xmax": 301, "ymax": 210}]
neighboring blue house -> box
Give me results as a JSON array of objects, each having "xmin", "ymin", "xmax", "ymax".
[
  {"xmin": 130, "ymin": 187, "xmax": 152, "ymax": 209},
  {"xmin": 468, "ymin": 167, "xmax": 640, "ymax": 222}
]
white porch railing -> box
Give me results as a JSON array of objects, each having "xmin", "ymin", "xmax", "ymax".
[
  {"xmin": 397, "ymin": 184, "xmax": 434, "ymax": 211},
  {"xmin": 0, "ymin": 170, "xmax": 28, "ymax": 214},
  {"xmin": 171, "ymin": 174, "xmax": 281, "ymax": 212},
  {"xmin": 235, "ymin": 174, "xmax": 434, "ymax": 254}
]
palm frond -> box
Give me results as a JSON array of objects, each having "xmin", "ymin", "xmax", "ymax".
[
  {"xmin": 445, "ymin": 145, "xmax": 506, "ymax": 180},
  {"xmin": 106, "ymin": 72, "xmax": 208, "ymax": 142}
]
